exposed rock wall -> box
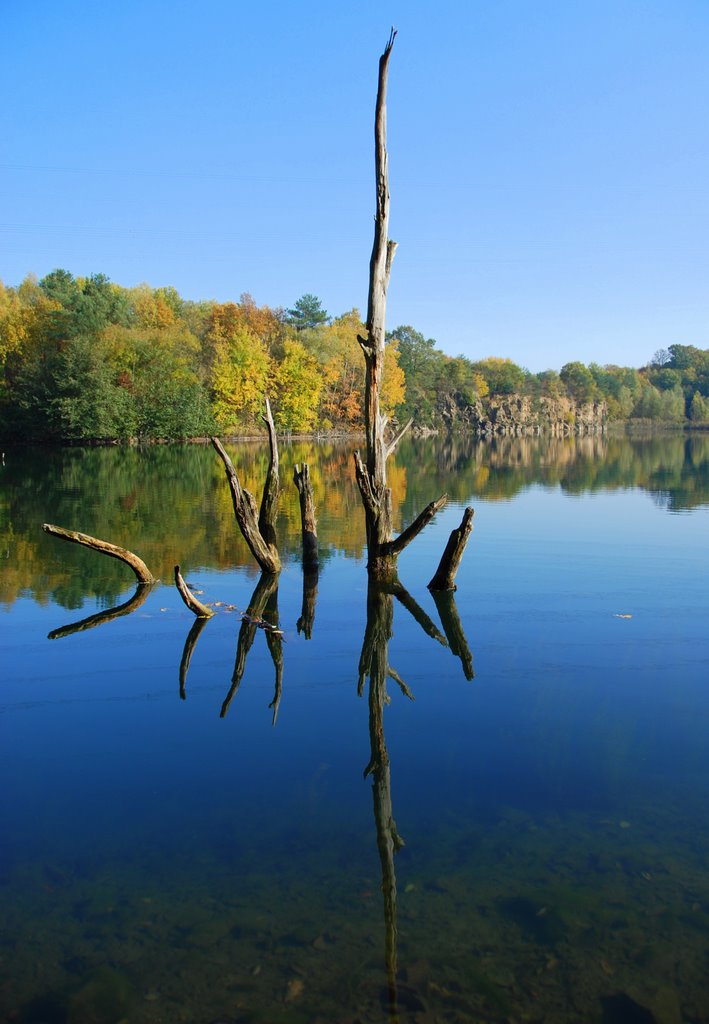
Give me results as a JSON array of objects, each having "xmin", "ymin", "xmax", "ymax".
[{"xmin": 440, "ymin": 395, "xmax": 607, "ymax": 436}]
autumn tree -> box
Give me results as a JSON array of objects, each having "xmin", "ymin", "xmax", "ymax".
[{"xmin": 272, "ymin": 338, "xmax": 323, "ymax": 431}]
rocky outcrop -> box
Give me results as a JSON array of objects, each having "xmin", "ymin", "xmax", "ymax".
[{"xmin": 439, "ymin": 394, "xmax": 607, "ymax": 436}]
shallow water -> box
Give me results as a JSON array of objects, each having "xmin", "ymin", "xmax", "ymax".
[{"xmin": 2, "ymin": 435, "xmax": 709, "ymax": 1023}]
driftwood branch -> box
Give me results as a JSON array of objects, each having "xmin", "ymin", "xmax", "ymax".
[
  {"xmin": 293, "ymin": 462, "xmax": 318, "ymax": 571},
  {"xmin": 386, "ymin": 494, "xmax": 447, "ymax": 557},
  {"xmin": 428, "ymin": 507, "xmax": 474, "ymax": 591},
  {"xmin": 211, "ymin": 434, "xmax": 281, "ymax": 574},
  {"xmin": 48, "ymin": 581, "xmax": 154, "ymax": 640},
  {"xmin": 174, "ymin": 565, "xmax": 215, "ymax": 618},
  {"xmin": 42, "ymin": 523, "xmax": 154, "ymax": 583}
]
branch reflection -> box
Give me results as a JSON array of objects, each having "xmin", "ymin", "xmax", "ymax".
[
  {"xmin": 179, "ymin": 615, "xmax": 210, "ymax": 699},
  {"xmin": 220, "ymin": 573, "xmax": 283, "ymax": 722},
  {"xmin": 47, "ymin": 582, "xmax": 155, "ymax": 640}
]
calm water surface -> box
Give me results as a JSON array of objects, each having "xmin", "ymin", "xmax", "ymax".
[{"xmin": 2, "ymin": 435, "xmax": 709, "ymax": 1024}]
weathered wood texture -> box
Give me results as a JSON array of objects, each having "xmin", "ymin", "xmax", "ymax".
[
  {"xmin": 174, "ymin": 564, "xmax": 215, "ymax": 618},
  {"xmin": 42, "ymin": 523, "xmax": 154, "ymax": 583},
  {"xmin": 355, "ymin": 31, "xmax": 446, "ymax": 581},
  {"xmin": 211, "ymin": 405, "xmax": 281, "ymax": 574},
  {"xmin": 428, "ymin": 507, "xmax": 474, "ymax": 591},
  {"xmin": 293, "ymin": 462, "xmax": 318, "ymax": 570}
]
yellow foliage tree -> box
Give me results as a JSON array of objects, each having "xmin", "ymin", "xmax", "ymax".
[
  {"xmin": 210, "ymin": 326, "xmax": 271, "ymax": 431},
  {"xmin": 272, "ymin": 339, "xmax": 323, "ymax": 431},
  {"xmin": 382, "ymin": 342, "xmax": 406, "ymax": 415}
]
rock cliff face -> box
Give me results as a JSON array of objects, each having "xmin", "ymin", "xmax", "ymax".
[{"xmin": 439, "ymin": 394, "xmax": 607, "ymax": 436}]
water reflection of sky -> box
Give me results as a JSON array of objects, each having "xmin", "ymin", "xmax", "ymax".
[{"xmin": 2, "ymin": 449, "xmax": 709, "ymax": 1022}]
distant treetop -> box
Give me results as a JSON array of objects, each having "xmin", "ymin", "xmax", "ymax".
[{"xmin": 285, "ymin": 294, "xmax": 329, "ymax": 331}]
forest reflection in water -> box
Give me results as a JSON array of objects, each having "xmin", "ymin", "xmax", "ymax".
[
  {"xmin": 2, "ymin": 431, "xmax": 708, "ymax": 612},
  {"xmin": 2, "ymin": 433, "xmax": 709, "ymax": 1023}
]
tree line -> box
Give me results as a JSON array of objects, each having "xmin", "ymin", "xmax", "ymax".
[{"xmin": 1, "ymin": 270, "xmax": 708, "ymax": 442}]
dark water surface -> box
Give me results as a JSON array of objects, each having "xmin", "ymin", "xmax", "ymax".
[{"xmin": 2, "ymin": 435, "xmax": 709, "ymax": 1024}]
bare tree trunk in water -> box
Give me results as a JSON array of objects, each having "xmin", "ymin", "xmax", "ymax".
[
  {"xmin": 355, "ymin": 30, "xmax": 446, "ymax": 583},
  {"xmin": 293, "ymin": 462, "xmax": 318, "ymax": 572},
  {"xmin": 428, "ymin": 507, "xmax": 474, "ymax": 591},
  {"xmin": 211, "ymin": 397, "xmax": 281, "ymax": 575}
]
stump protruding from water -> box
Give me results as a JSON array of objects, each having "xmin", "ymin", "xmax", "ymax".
[
  {"xmin": 428, "ymin": 507, "xmax": 474, "ymax": 592},
  {"xmin": 42, "ymin": 523, "xmax": 155, "ymax": 584},
  {"xmin": 293, "ymin": 462, "xmax": 318, "ymax": 571},
  {"xmin": 211, "ymin": 397, "xmax": 281, "ymax": 575},
  {"xmin": 174, "ymin": 565, "xmax": 215, "ymax": 618}
]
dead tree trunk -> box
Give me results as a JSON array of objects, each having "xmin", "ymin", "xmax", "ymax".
[
  {"xmin": 211, "ymin": 398, "xmax": 281, "ymax": 575},
  {"xmin": 293, "ymin": 462, "xmax": 318, "ymax": 571},
  {"xmin": 355, "ymin": 30, "xmax": 446, "ymax": 583},
  {"xmin": 428, "ymin": 507, "xmax": 474, "ymax": 591},
  {"xmin": 42, "ymin": 523, "xmax": 155, "ymax": 583}
]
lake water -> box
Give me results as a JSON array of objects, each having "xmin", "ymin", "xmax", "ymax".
[{"xmin": 2, "ymin": 434, "xmax": 709, "ymax": 1024}]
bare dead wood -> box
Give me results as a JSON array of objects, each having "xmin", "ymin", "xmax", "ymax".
[
  {"xmin": 428, "ymin": 507, "xmax": 474, "ymax": 591},
  {"xmin": 258, "ymin": 396, "xmax": 280, "ymax": 550},
  {"xmin": 179, "ymin": 615, "xmax": 210, "ymax": 699},
  {"xmin": 384, "ymin": 416, "xmax": 413, "ymax": 460},
  {"xmin": 293, "ymin": 462, "xmax": 318, "ymax": 571},
  {"xmin": 48, "ymin": 581, "xmax": 154, "ymax": 640},
  {"xmin": 354, "ymin": 31, "xmax": 446, "ymax": 582},
  {"xmin": 430, "ymin": 589, "xmax": 474, "ymax": 681},
  {"xmin": 387, "ymin": 494, "xmax": 448, "ymax": 558},
  {"xmin": 42, "ymin": 523, "xmax": 154, "ymax": 583},
  {"xmin": 174, "ymin": 565, "xmax": 215, "ymax": 618},
  {"xmin": 211, "ymin": 432, "xmax": 281, "ymax": 575}
]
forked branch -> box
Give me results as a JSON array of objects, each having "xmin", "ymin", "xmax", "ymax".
[{"xmin": 211, "ymin": 426, "xmax": 281, "ymax": 575}]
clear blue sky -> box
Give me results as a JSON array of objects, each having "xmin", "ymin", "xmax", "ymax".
[{"xmin": 2, "ymin": 0, "xmax": 708, "ymax": 371}]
